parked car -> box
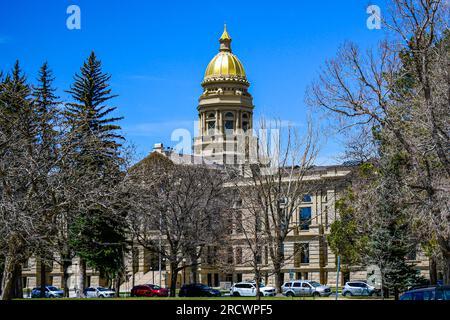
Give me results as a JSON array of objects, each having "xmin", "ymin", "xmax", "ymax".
[
  {"xmin": 230, "ymin": 282, "xmax": 276, "ymax": 297},
  {"xmin": 178, "ymin": 283, "xmax": 221, "ymax": 297},
  {"xmin": 31, "ymin": 286, "xmax": 64, "ymax": 298},
  {"xmin": 400, "ymin": 285, "xmax": 450, "ymax": 300},
  {"xmin": 342, "ymin": 281, "xmax": 379, "ymax": 297},
  {"xmin": 282, "ymin": 280, "xmax": 332, "ymax": 297},
  {"xmin": 83, "ymin": 286, "xmax": 116, "ymax": 298},
  {"xmin": 131, "ymin": 284, "xmax": 169, "ymax": 297}
]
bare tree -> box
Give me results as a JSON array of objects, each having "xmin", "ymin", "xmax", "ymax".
[
  {"xmin": 307, "ymin": 0, "xmax": 450, "ymax": 283},
  {"xmin": 126, "ymin": 152, "xmax": 229, "ymax": 297},
  {"xmin": 230, "ymin": 118, "xmax": 319, "ymax": 293}
]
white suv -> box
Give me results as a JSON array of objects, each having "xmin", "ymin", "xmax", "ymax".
[{"xmin": 230, "ymin": 282, "xmax": 276, "ymax": 297}]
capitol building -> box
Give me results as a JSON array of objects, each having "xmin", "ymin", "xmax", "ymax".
[{"xmin": 21, "ymin": 26, "xmax": 430, "ymax": 293}]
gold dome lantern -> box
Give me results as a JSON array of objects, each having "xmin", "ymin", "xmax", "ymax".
[{"xmin": 203, "ymin": 25, "xmax": 248, "ymax": 83}]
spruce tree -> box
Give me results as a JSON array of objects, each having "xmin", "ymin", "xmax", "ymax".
[
  {"xmin": 64, "ymin": 52, "xmax": 126, "ymax": 296},
  {"xmin": 32, "ymin": 62, "xmax": 61, "ymax": 297}
]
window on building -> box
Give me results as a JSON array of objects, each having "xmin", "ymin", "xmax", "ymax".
[
  {"xmin": 214, "ymin": 273, "xmax": 219, "ymax": 287},
  {"xmin": 224, "ymin": 112, "xmax": 234, "ymax": 134},
  {"xmin": 300, "ymin": 243, "xmax": 309, "ymax": 264},
  {"xmin": 255, "ymin": 214, "xmax": 262, "ymax": 232},
  {"xmin": 206, "ymin": 246, "xmax": 216, "ymax": 265},
  {"xmin": 242, "ymin": 114, "xmax": 249, "ymax": 132},
  {"xmin": 256, "ymin": 246, "xmax": 262, "ymax": 264},
  {"xmin": 300, "ymin": 207, "xmax": 312, "ymax": 230},
  {"xmin": 227, "ymin": 247, "xmax": 234, "ymax": 264},
  {"xmin": 235, "ymin": 247, "xmax": 243, "ymax": 264},
  {"xmin": 302, "ymin": 195, "xmax": 312, "ymax": 202},
  {"xmin": 207, "ymin": 121, "xmax": 216, "ymax": 135},
  {"xmin": 264, "ymin": 246, "xmax": 269, "ymax": 265},
  {"xmin": 235, "ymin": 211, "xmax": 243, "ymax": 233},
  {"xmin": 407, "ymin": 247, "xmax": 417, "ymax": 260},
  {"xmin": 237, "ymin": 273, "xmax": 243, "ymax": 282},
  {"xmin": 294, "ymin": 243, "xmax": 309, "ymax": 267}
]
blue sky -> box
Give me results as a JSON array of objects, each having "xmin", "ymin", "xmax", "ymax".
[{"xmin": 0, "ymin": 0, "xmax": 386, "ymax": 163}]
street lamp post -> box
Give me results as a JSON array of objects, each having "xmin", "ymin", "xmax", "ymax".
[{"xmin": 182, "ymin": 258, "xmax": 187, "ymax": 285}]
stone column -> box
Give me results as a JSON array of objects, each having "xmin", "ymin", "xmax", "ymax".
[{"xmin": 215, "ymin": 110, "xmax": 219, "ymax": 135}]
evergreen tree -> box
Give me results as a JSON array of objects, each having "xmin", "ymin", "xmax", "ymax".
[
  {"xmin": 64, "ymin": 51, "xmax": 126, "ymax": 296},
  {"xmin": 32, "ymin": 62, "xmax": 61, "ymax": 297}
]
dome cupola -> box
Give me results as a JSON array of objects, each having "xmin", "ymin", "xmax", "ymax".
[{"xmin": 203, "ymin": 25, "xmax": 248, "ymax": 84}]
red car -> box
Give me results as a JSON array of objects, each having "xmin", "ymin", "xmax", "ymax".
[{"xmin": 131, "ymin": 284, "xmax": 169, "ymax": 297}]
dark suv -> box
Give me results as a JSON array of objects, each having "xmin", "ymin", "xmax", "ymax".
[
  {"xmin": 178, "ymin": 283, "xmax": 221, "ymax": 297},
  {"xmin": 400, "ymin": 285, "xmax": 450, "ymax": 300}
]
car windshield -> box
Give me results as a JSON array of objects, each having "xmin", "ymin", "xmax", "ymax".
[
  {"xmin": 47, "ymin": 286, "xmax": 59, "ymax": 291},
  {"xmin": 97, "ymin": 287, "xmax": 110, "ymax": 291},
  {"xmin": 309, "ymin": 281, "xmax": 321, "ymax": 287},
  {"xmin": 152, "ymin": 285, "xmax": 160, "ymax": 290}
]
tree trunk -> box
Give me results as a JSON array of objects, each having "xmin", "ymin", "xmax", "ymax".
[
  {"xmin": 255, "ymin": 269, "xmax": 261, "ymax": 301},
  {"xmin": 0, "ymin": 254, "xmax": 19, "ymax": 300},
  {"xmin": 429, "ymin": 257, "xmax": 438, "ymax": 285},
  {"xmin": 169, "ymin": 262, "xmax": 178, "ymax": 297},
  {"xmin": 78, "ymin": 258, "xmax": 86, "ymax": 297},
  {"xmin": 62, "ymin": 258, "xmax": 71, "ymax": 297},
  {"xmin": 273, "ymin": 257, "xmax": 283, "ymax": 293},
  {"xmin": 443, "ymin": 250, "xmax": 450, "ymax": 285},
  {"xmin": 394, "ymin": 287, "xmax": 399, "ymax": 301},
  {"xmin": 40, "ymin": 260, "xmax": 46, "ymax": 298},
  {"xmin": 114, "ymin": 274, "xmax": 120, "ymax": 297},
  {"xmin": 13, "ymin": 265, "xmax": 23, "ymax": 298},
  {"xmin": 437, "ymin": 237, "xmax": 450, "ymax": 284},
  {"xmin": 190, "ymin": 255, "xmax": 198, "ymax": 283}
]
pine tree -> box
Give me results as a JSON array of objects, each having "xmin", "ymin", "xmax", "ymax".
[
  {"xmin": 32, "ymin": 62, "xmax": 61, "ymax": 297},
  {"xmin": 64, "ymin": 51, "xmax": 126, "ymax": 296},
  {"xmin": 65, "ymin": 51, "xmax": 124, "ymax": 178},
  {"xmin": 33, "ymin": 62, "xmax": 60, "ymax": 163}
]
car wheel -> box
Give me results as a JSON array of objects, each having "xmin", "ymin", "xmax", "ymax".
[
  {"xmin": 49, "ymin": 294, "xmax": 55, "ymax": 298},
  {"xmin": 99, "ymin": 295, "xmax": 105, "ymax": 298},
  {"xmin": 313, "ymin": 292, "xmax": 320, "ymax": 298},
  {"xmin": 233, "ymin": 292, "xmax": 240, "ymax": 297},
  {"xmin": 343, "ymin": 291, "xmax": 352, "ymax": 297},
  {"xmin": 286, "ymin": 291, "xmax": 294, "ymax": 297}
]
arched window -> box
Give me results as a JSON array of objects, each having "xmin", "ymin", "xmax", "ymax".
[
  {"xmin": 224, "ymin": 112, "xmax": 234, "ymax": 134},
  {"xmin": 242, "ymin": 113, "xmax": 249, "ymax": 132},
  {"xmin": 206, "ymin": 113, "xmax": 216, "ymax": 135}
]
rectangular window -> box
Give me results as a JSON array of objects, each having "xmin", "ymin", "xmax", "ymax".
[
  {"xmin": 294, "ymin": 244, "xmax": 301, "ymax": 268},
  {"xmin": 407, "ymin": 247, "xmax": 417, "ymax": 260},
  {"xmin": 256, "ymin": 246, "xmax": 262, "ymax": 264},
  {"xmin": 300, "ymin": 207, "xmax": 312, "ymax": 230},
  {"xmin": 264, "ymin": 246, "xmax": 269, "ymax": 265},
  {"xmin": 227, "ymin": 247, "xmax": 234, "ymax": 264},
  {"xmin": 235, "ymin": 211, "xmax": 243, "ymax": 233},
  {"xmin": 235, "ymin": 247, "xmax": 243, "ymax": 264},
  {"xmin": 300, "ymin": 243, "xmax": 310, "ymax": 264},
  {"xmin": 255, "ymin": 214, "xmax": 262, "ymax": 232}
]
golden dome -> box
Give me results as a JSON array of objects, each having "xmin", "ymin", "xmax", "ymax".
[{"xmin": 203, "ymin": 25, "xmax": 248, "ymax": 83}]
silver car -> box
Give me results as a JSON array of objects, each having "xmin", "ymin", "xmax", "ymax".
[
  {"xmin": 84, "ymin": 286, "xmax": 116, "ymax": 298},
  {"xmin": 282, "ymin": 280, "xmax": 332, "ymax": 297},
  {"xmin": 342, "ymin": 281, "xmax": 379, "ymax": 297}
]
